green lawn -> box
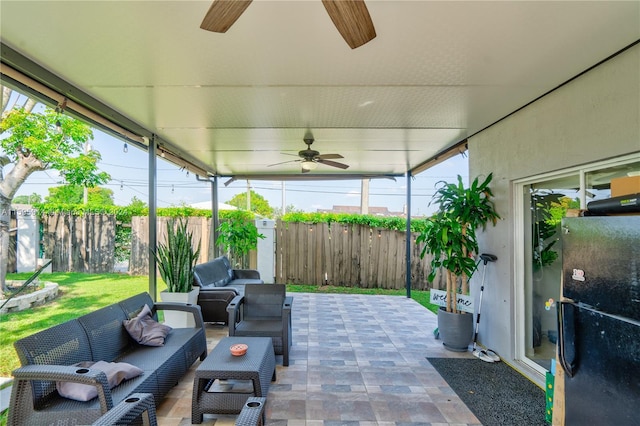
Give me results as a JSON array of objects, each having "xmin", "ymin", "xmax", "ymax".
[{"xmin": 1, "ymin": 273, "xmax": 437, "ymax": 377}]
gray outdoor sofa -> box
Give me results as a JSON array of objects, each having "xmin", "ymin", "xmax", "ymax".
[
  {"xmin": 8, "ymin": 292, "xmax": 207, "ymax": 425},
  {"xmin": 193, "ymin": 255, "xmax": 264, "ymax": 324}
]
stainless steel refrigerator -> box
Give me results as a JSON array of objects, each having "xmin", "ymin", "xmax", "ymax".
[{"xmin": 557, "ymin": 216, "xmax": 640, "ymax": 425}]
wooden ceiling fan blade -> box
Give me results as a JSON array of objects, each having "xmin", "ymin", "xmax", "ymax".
[
  {"xmin": 200, "ymin": 0, "xmax": 253, "ymax": 33},
  {"xmin": 316, "ymin": 153, "xmax": 343, "ymax": 160},
  {"xmin": 321, "ymin": 0, "xmax": 376, "ymax": 49},
  {"xmin": 318, "ymin": 159, "xmax": 350, "ymax": 169}
]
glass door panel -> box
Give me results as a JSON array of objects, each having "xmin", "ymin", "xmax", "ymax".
[{"xmin": 523, "ymin": 175, "xmax": 579, "ymax": 370}]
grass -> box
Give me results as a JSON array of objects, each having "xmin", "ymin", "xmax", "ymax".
[{"xmin": 0, "ymin": 273, "xmax": 438, "ymax": 377}]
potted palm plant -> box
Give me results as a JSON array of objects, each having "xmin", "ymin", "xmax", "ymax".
[
  {"xmin": 417, "ymin": 173, "xmax": 500, "ymax": 351},
  {"xmin": 153, "ymin": 217, "xmax": 201, "ymax": 328}
]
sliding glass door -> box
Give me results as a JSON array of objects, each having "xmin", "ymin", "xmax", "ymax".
[{"xmin": 517, "ymin": 155, "xmax": 639, "ymax": 373}]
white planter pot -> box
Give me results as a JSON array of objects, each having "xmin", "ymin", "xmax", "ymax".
[{"xmin": 160, "ymin": 287, "xmax": 200, "ymax": 328}]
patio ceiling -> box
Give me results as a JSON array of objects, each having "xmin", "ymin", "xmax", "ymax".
[{"xmin": 1, "ymin": 1, "xmax": 638, "ymax": 180}]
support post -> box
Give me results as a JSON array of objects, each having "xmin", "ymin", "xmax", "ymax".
[
  {"xmin": 148, "ymin": 136, "xmax": 157, "ymax": 300},
  {"xmin": 405, "ymin": 171, "xmax": 412, "ymax": 298},
  {"xmin": 212, "ymin": 176, "xmax": 220, "ymax": 258}
]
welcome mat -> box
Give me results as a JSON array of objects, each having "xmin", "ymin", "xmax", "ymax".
[{"xmin": 427, "ymin": 357, "xmax": 547, "ymax": 426}]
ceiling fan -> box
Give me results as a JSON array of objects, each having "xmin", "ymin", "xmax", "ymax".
[
  {"xmin": 200, "ymin": 0, "xmax": 376, "ymax": 49},
  {"xmin": 268, "ymin": 136, "xmax": 349, "ymax": 173}
]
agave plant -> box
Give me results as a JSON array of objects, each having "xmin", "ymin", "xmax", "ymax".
[
  {"xmin": 417, "ymin": 173, "xmax": 500, "ymax": 313},
  {"xmin": 153, "ymin": 218, "xmax": 201, "ymax": 293}
]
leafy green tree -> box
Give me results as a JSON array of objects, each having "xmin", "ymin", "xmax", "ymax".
[
  {"xmin": 216, "ymin": 210, "xmax": 265, "ymax": 267},
  {"xmin": 127, "ymin": 196, "xmax": 147, "ymax": 211},
  {"xmin": 0, "ymin": 87, "xmax": 109, "ymax": 290},
  {"xmin": 45, "ymin": 184, "xmax": 114, "ymax": 206},
  {"xmin": 12, "ymin": 193, "xmax": 43, "ymax": 204},
  {"xmin": 273, "ymin": 204, "xmax": 303, "ymax": 218},
  {"xmin": 226, "ymin": 190, "xmax": 274, "ymax": 217}
]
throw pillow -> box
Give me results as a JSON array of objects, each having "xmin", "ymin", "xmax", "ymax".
[
  {"xmin": 123, "ymin": 304, "xmax": 172, "ymax": 346},
  {"xmin": 56, "ymin": 360, "xmax": 143, "ymax": 402}
]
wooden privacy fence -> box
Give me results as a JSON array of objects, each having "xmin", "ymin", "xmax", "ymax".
[
  {"xmin": 41, "ymin": 213, "xmax": 116, "ymax": 273},
  {"xmin": 275, "ymin": 221, "xmax": 444, "ymax": 290},
  {"xmin": 129, "ymin": 216, "xmax": 213, "ymax": 276},
  {"xmin": 37, "ymin": 214, "xmax": 445, "ymax": 290}
]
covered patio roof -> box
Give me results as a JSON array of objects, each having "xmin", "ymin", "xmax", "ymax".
[{"xmin": 2, "ymin": 1, "xmax": 638, "ymax": 180}]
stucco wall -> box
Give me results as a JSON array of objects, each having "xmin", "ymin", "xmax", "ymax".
[{"xmin": 468, "ymin": 43, "xmax": 640, "ymax": 381}]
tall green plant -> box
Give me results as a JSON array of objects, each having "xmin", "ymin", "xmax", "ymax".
[
  {"xmin": 216, "ymin": 212, "xmax": 264, "ymax": 267},
  {"xmin": 417, "ymin": 173, "xmax": 500, "ymax": 313},
  {"xmin": 152, "ymin": 218, "xmax": 200, "ymax": 293}
]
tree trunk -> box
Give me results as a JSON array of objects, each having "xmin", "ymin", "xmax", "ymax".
[
  {"xmin": 0, "ymin": 154, "xmax": 43, "ymax": 291},
  {"xmin": 461, "ymin": 225, "xmax": 469, "ymax": 295},
  {"xmin": 446, "ymin": 270, "xmax": 452, "ymax": 312},
  {"xmin": 0, "ymin": 194, "xmax": 10, "ymax": 293}
]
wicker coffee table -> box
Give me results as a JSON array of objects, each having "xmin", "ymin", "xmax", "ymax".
[{"xmin": 192, "ymin": 336, "xmax": 276, "ymax": 424}]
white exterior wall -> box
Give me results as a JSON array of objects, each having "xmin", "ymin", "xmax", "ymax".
[
  {"xmin": 468, "ymin": 44, "xmax": 640, "ymax": 382},
  {"xmin": 16, "ymin": 207, "xmax": 39, "ymax": 273},
  {"xmin": 256, "ymin": 218, "xmax": 275, "ymax": 283}
]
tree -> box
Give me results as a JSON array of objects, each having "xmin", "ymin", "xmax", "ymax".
[
  {"xmin": 273, "ymin": 204, "xmax": 303, "ymax": 219},
  {"xmin": 12, "ymin": 193, "xmax": 43, "ymax": 204},
  {"xmin": 0, "ymin": 86, "xmax": 110, "ymax": 290},
  {"xmin": 216, "ymin": 210, "xmax": 265, "ymax": 268},
  {"xmin": 226, "ymin": 190, "xmax": 274, "ymax": 217},
  {"xmin": 127, "ymin": 196, "xmax": 147, "ymax": 211},
  {"xmin": 45, "ymin": 184, "xmax": 114, "ymax": 206}
]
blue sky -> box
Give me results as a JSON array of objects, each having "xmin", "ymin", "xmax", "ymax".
[{"xmin": 14, "ymin": 126, "xmax": 468, "ymax": 217}]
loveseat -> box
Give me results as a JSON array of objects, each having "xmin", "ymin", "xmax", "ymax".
[
  {"xmin": 9, "ymin": 292, "xmax": 207, "ymax": 425},
  {"xmin": 193, "ymin": 256, "xmax": 264, "ymax": 323}
]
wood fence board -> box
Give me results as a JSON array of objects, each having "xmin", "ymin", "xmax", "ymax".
[
  {"xmin": 41, "ymin": 213, "xmax": 115, "ymax": 273},
  {"xmin": 130, "ymin": 216, "xmax": 212, "ymax": 275},
  {"xmin": 274, "ymin": 220, "xmax": 437, "ymax": 290}
]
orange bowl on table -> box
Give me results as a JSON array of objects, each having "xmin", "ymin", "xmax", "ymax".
[{"xmin": 230, "ymin": 343, "xmax": 248, "ymax": 356}]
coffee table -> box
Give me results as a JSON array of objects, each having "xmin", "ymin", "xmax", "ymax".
[{"xmin": 191, "ymin": 336, "xmax": 276, "ymax": 424}]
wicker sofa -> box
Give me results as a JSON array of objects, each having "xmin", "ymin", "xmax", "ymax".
[
  {"xmin": 193, "ymin": 256, "xmax": 264, "ymax": 324},
  {"xmin": 8, "ymin": 292, "xmax": 207, "ymax": 425}
]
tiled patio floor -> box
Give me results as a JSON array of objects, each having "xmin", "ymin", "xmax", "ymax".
[{"xmin": 156, "ymin": 293, "xmax": 480, "ymax": 425}]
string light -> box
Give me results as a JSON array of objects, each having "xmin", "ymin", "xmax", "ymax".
[
  {"xmin": 120, "ymin": 181, "xmax": 124, "ymax": 190},
  {"xmin": 123, "ymin": 143, "xmax": 128, "ymax": 153},
  {"xmin": 54, "ymin": 98, "xmax": 67, "ymax": 134},
  {"xmin": 171, "ymin": 185, "xmax": 175, "ymax": 194}
]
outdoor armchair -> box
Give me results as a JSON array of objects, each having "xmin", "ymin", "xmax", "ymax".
[
  {"xmin": 227, "ymin": 284, "xmax": 293, "ymax": 366},
  {"xmin": 92, "ymin": 392, "xmax": 157, "ymax": 425}
]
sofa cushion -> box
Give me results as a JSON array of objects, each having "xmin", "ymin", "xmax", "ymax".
[
  {"xmin": 77, "ymin": 304, "xmax": 131, "ymax": 362},
  {"xmin": 194, "ymin": 257, "xmax": 232, "ymax": 287},
  {"xmin": 123, "ymin": 304, "xmax": 172, "ymax": 346},
  {"xmin": 119, "ymin": 293, "xmax": 160, "ymax": 322},
  {"xmin": 229, "ymin": 278, "xmax": 264, "ymax": 286},
  {"xmin": 56, "ymin": 361, "xmax": 143, "ymax": 402}
]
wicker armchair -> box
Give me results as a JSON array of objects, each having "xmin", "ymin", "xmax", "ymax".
[
  {"xmin": 227, "ymin": 284, "xmax": 293, "ymax": 366},
  {"xmin": 92, "ymin": 392, "xmax": 157, "ymax": 425}
]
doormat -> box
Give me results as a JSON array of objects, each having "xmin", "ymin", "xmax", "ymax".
[{"xmin": 427, "ymin": 357, "xmax": 547, "ymax": 426}]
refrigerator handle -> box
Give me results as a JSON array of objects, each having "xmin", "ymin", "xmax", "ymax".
[{"xmin": 557, "ymin": 301, "xmax": 578, "ymax": 378}]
